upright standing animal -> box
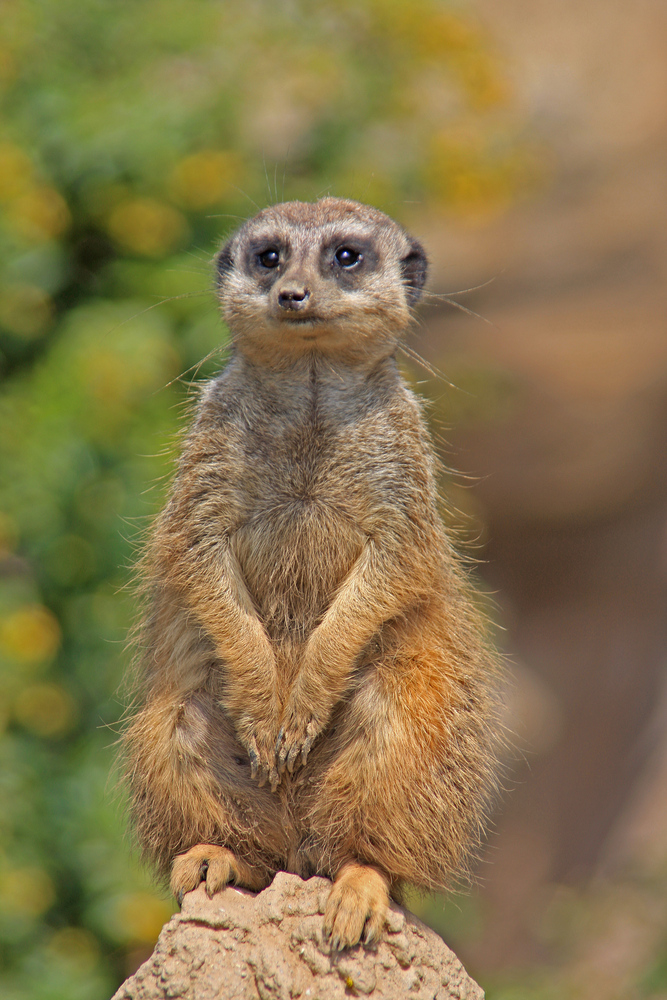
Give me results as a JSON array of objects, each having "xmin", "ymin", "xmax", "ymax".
[{"xmin": 123, "ymin": 197, "xmax": 499, "ymax": 949}]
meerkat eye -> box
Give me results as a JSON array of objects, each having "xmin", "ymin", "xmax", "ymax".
[
  {"xmin": 257, "ymin": 248, "xmax": 280, "ymax": 269},
  {"xmin": 335, "ymin": 246, "xmax": 363, "ymax": 269}
]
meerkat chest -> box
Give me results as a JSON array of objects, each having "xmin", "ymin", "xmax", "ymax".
[
  {"xmin": 227, "ymin": 388, "xmax": 398, "ymax": 629},
  {"xmin": 232, "ymin": 413, "xmax": 367, "ymax": 575},
  {"xmin": 237, "ymin": 391, "xmax": 396, "ymax": 525}
]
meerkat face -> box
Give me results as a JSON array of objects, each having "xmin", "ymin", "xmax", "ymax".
[{"xmin": 215, "ymin": 198, "xmax": 427, "ymax": 365}]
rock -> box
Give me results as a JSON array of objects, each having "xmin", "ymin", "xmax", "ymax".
[{"xmin": 111, "ymin": 872, "xmax": 483, "ymax": 1000}]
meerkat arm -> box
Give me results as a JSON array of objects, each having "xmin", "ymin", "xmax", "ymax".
[
  {"xmin": 277, "ymin": 532, "xmax": 431, "ymax": 771},
  {"xmin": 151, "ymin": 520, "xmax": 282, "ymax": 787},
  {"xmin": 185, "ymin": 544, "xmax": 277, "ymax": 701}
]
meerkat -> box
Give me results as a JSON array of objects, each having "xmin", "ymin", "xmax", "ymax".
[{"xmin": 122, "ymin": 197, "xmax": 500, "ymax": 950}]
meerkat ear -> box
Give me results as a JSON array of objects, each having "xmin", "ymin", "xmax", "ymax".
[
  {"xmin": 401, "ymin": 238, "xmax": 428, "ymax": 305},
  {"xmin": 215, "ymin": 241, "xmax": 234, "ymax": 288}
]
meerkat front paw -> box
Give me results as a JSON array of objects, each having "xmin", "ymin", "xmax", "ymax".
[
  {"xmin": 170, "ymin": 845, "xmax": 265, "ymax": 904},
  {"xmin": 235, "ymin": 718, "xmax": 280, "ymax": 790},
  {"xmin": 323, "ymin": 862, "xmax": 389, "ymax": 950},
  {"xmin": 275, "ymin": 709, "xmax": 324, "ymax": 774}
]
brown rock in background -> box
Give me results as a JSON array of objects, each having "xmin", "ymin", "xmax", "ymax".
[{"xmin": 111, "ymin": 873, "xmax": 483, "ymax": 1000}]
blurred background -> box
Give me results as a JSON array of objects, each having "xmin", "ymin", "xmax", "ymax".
[{"xmin": 0, "ymin": 1, "xmax": 665, "ymax": 997}]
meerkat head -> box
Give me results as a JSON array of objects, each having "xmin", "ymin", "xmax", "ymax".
[{"xmin": 215, "ymin": 198, "xmax": 427, "ymax": 366}]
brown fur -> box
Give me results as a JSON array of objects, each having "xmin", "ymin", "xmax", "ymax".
[{"xmin": 121, "ymin": 197, "xmax": 500, "ymax": 948}]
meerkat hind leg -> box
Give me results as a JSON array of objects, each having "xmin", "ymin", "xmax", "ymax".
[
  {"xmin": 170, "ymin": 844, "xmax": 267, "ymax": 904},
  {"xmin": 324, "ymin": 861, "xmax": 389, "ymax": 950}
]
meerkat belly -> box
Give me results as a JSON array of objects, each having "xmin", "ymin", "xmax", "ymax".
[{"xmin": 231, "ymin": 498, "xmax": 365, "ymax": 640}]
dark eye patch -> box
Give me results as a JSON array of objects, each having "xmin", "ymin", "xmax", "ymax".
[
  {"xmin": 323, "ymin": 235, "xmax": 377, "ymax": 278},
  {"xmin": 257, "ymin": 248, "xmax": 280, "ymax": 268},
  {"xmin": 335, "ymin": 246, "xmax": 363, "ymax": 268},
  {"xmin": 244, "ymin": 236, "xmax": 289, "ymax": 279}
]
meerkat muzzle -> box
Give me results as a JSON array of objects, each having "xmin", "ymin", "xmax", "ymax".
[{"xmin": 278, "ymin": 286, "xmax": 311, "ymax": 310}]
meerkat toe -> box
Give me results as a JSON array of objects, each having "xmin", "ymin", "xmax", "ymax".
[
  {"xmin": 268, "ymin": 766, "xmax": 279, "ymax": 792},
  {"xmin": 247, "ymin": 745, "xmax": 259, "ymax": 780},
  {"xmin": 203, "ymin": 849, "xmax": 236, "ymax": 896},
  {"xmin": 325, "ymin": 896, "xmax": 367, "ymax": 951},
  {"xmin": 286, "ymin": 743, "xmax": 300, "ymax": 773},
  {"xmin": 170, "ymin": 844, "xmax": 216, "ymax": 901},
  {"xmin": 364, "ymin": 906, "xmax": 386, "ymax": 946},
  {"xmin": 171, "ymin": 845, "xmax": 259, "ymax": 902},
  {"xmin": 324, "ymin": 863, "xmax": 389, "ymax": 950},
  {"xmin": 300, "ymin": 724, "xmax": 317, "ymax": 766}
]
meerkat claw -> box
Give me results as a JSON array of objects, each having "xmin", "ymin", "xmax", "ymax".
[
  {"xmin": 275, "ymin": 730, "xmax": 290, "ymax": 776},
  {"xmin": 301, "ymin": 722, "xmax": 318, "ymax": 765},
  {"xmin": 286, "ymin": 743, "xmax": 300, "ymax": 773},
  {"xmin": 324, "ymin": 863, "xmax": 389, "ymax": 950},
  {"xmin": 246, "ymin": 741, "xmax": 259, "ymax": 779},
  {"xmin": 364, "ymin": 910, "xmax": 385, "ymax": 946},
  {"xmin": 277, "ymin": 736, "xmax": 295, "ymax": 774},
  {"xmin": 276, "ymin": 717, "xmax": 320, "ymax": 773},
  {"xmin": 245, "ymin": 736, "xmax": 276, "ymax": 786}
]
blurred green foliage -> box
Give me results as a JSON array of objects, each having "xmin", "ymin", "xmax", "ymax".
[{"xmin": 0, "ymin": 1, "xmax": 533, "ymax": 995}]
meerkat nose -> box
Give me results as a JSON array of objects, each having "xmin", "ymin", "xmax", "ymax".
[{"xmin": 278, "ymin": 287, "xmax": 311, "ymax": 311}]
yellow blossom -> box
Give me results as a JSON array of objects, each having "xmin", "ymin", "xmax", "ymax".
[
  {"xmin": 14, "ymin": 682, "xmax": 77, "ymax": 737},
  {"xmin": 169, "ymin": 150, "xmax": 241, "ymax": 210},
  {"xmin": 107, "ymin": 892, "xmax": 174, "ymax": 944},
  {"xmin": 0, "ymin": 142, "xmax": 33, "ymax": 201},
  {"xmin": 107, "ymin": 197, "xmax": 188, "ymax": 257},
  {"xmin": 0, "ymin": 283, "xmax": 53, "ymax": 337},
  {"xmin": 7, "ymin": 185, "xmax": 71, "ymax": 241},
  {"xmin": 0, "ymin": 867, "xmax": 56, "ymax": 918},
  {"xmin": 0, "ymin": 604, "xmax": 61, "ymax": 664}
]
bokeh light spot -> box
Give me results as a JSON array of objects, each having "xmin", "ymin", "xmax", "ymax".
[
  {"xmin": 14, "ymin": 681, "xmax": 77, "ymax": 737},
  {"xmin": 7, "ymin": 186, "xmax": 71, "ymax": 242},
  {"xmin": 0, "ymin": 143, "xmax": 33, "ymax": 201},
  {"xmin": 106, "ymin": 891, "xmax": 173, "ymax": 945},
  {"xmin": 0, "ymin": 867, "xmax": 56, "ymax": 918},
  {"xmin": 169, "ymin": 150, "xmax": 241, "ymax": 210},
  {"xmin": 47, "ymin": 926, "xmax": 101, "ymax": 974},
  {"xmin": 0, "ymin": 282, "xmax": 53, "ymax": 338},
  {"xmin": 107, "ymin": 198, "xmax": 189, "ymax": 257},
  {"xmin": 0, "ymin": 604, "xmax": 61, "ymax": 664}
]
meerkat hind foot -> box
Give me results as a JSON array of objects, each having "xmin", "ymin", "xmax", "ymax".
[
  {"xmin": 170, "ymin": 844, "xmax": 264, "ymax": 905},
  {"xmin": 324, "ymin": 862, "xmax": 389, "ymax": 950}
]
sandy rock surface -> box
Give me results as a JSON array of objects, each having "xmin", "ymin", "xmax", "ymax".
[{"xmin": 111, "ymin": 872, "xmax": 483, "ymax": 999}]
